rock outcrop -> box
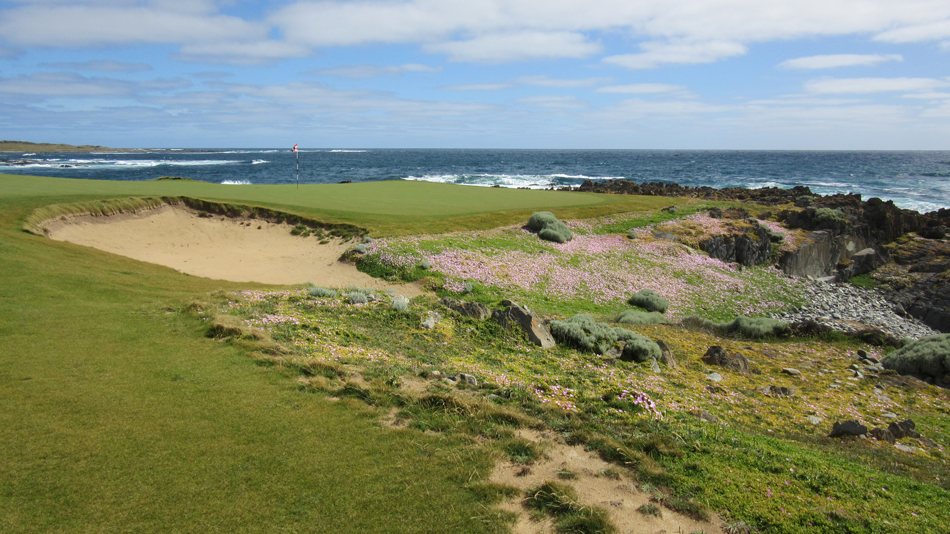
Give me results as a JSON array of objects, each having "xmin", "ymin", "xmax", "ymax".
[
  {"xmin": 492, "ymin": 300, "xmax": 556, "ymax": 349},
  {"xmin": 700, "ymin": 224, "xmax": 773, "ymax": 266}
]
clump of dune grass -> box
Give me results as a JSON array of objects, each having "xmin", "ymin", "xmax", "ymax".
[
  {"xmin": 550, "ymin": 314, "xmax": 660, "ymax": 362},
  {"xmin": 882, "ymin": 333, "xmax": 950, "ymax": 378}
]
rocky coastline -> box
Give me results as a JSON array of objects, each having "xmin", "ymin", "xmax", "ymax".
[{"xmin": 570, "ymin": 178, "xmax": 950, "ymax": 335}]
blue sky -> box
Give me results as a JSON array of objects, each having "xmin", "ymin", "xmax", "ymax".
[{"xmin": 1, "ymin": 0, "xmax": 949, "ymax": 149}]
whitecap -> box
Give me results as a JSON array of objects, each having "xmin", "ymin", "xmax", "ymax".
[
  {"xmin": 251, "ymin": 159, "xmax": 269, "ymax": 165},
  {"xmin": 221, "ymin": 180, "xmax": 252, "ymax": 185}
]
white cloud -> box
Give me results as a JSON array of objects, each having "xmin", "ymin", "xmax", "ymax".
[
  {"xmin": 901, "ymin": 92, "xmax": 950, "ymax": 100},
  {"xmin": 308, "ymin": 64, "xmax": 442, "ymax": 79},
  {"xmin": 441, "ymin": 82, "xmax": 513, "ymax": 91},
  {"xmin": 0, "ymin": 6, "xmax": 261, "ymax": 47},
  {"xmin": 517, "ymin": 95, "xmax": 588, "ymax": 109},
  {"xmin": 39, "ymin": 60, "xmax": 152, "ymax": 72},
  {"xmin": 176, "ymin": 41, "xmax": 311, "ymax": 64},
  {"xmin": 805, "ymin": 77, "xmax": 950, "ymax": 94},
  {"xmin": 424, "ymin": 31, "xmax": 601, "ymax": 63},
  {"xmin": 875, "ymin": 20, "xmax": 950, "ymax": 43},
  {"xmin": 515, "ymin": 75, "xmax": 611, "ymax": 88},
  {"xmin": 597, "ymin": 83, "xmax": 687, "ymax": 94},
  {"xmin": 0, "ymin": 72, "xmax": 190, "ymax": 100},
  {"xmin": 778, "ymin": 54, "xmax": 902, "ymax": 69},
  {"xmin": 602, "ymin": 41, "xmax": 746, "ymax": 69}
]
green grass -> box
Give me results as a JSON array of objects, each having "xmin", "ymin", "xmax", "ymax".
[
  {"xmin": 5, "ymin": 174, "xmax": 665, "ymax": 532},
  {"xmin": 2, "ymin": 173, "xmax": 677, "ymax": 236}
]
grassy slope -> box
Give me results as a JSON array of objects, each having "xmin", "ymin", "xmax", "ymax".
[
  {"xmin": 0, "ymin": 173, "xmax": 675, "ymax": 532},
  {"xmin": 0, "ymin": 141, "xmax": 123, "ymax": 153}
]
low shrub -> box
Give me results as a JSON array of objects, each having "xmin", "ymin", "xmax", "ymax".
[
  {"xmin": 347, "ymin": 291, "xmax": 369, "ymax": 304},
  {"xmin": 814, "ymin": 207, "xmax": 847, "ymax": 225},
  {"xmin": 390, "ymin": 295, "xmax": 410, "ymax": 312},
  {"xmin": 882, "ymin": 333, "xmax": 950, "ymax": 378},
  {"xmin": 308, "ymin": 286, "xmax": 338, "ymax": 298},
  {"xmin": 550, "ymin": 314, "xmax": 660, "ymax": 361},
  {"xmin": 349, "ymin": 244, "xmax": 369, "ymax": 254},
  {"xmin": 615, "ymin": 310, "xmax": 670, "ymax": 325},
  {"xmin": 681, "ymin": 315, "xmax": 788, "ymax": 338},
  {"xmin": 628, "ymin": 289, "xmax": 668, "ymax": 314},
  {"xmin": 527, "ymin": 211, "xmax": 573, "ymax": 243}
]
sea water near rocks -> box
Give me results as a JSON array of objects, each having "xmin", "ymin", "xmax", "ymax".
[{"xmin": 3, "ymin": 149, "xmax": 950, "ymax": 214}]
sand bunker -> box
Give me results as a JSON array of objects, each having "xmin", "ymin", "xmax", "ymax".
[{"xmin": 45, "ymin": 205, "xmax": 424, "ymax": 296}]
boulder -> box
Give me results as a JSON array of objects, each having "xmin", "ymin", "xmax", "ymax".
[
  {"xmin": 656, "ymin": 339, "xmax": 677, "ymax": 368},
  {"xmin": 702, "ymin": 346, "xmax": 750, "ymax": 374},
  {"xmin": 888, "ymin": 419, "xmax": 921, "ymax": 439},
  {"xmin": 441, "ymin": 297, "xmax": 491, "ymax": 321},
  {"xmin": 492, "ymin": 303, "xmax": 556, "ymax": 349},
  {"xmin": 829, "ymin": 420, "xmax": 868, "ymax": 438},
  {"xmin": 870, "ymin": 427, "xmax": 896, "ymax": 444},
  {"xmin": 835, "ymin": 247, "xmax": 890, "ymax": 282},
  {"xmin": 779, "ymin": 230, "xmax": 874, "ymax": 278},
  {"xmin": 919, "ymin": 225, "xmax": 947, "ymax": 239}
]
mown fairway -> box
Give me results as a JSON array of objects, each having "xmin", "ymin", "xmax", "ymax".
[{"xmin": 0, "ymin": 174, "xmax": 672, "ymax": 533}]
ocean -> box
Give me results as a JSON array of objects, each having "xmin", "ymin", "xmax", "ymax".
[{"xmin": 3, "ymin": 149, "xmax": 949, "ymax": 214}]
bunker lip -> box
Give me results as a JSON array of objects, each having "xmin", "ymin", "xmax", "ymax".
[{"xmin": 45, "ymin": 203, "xmax": 425, "ymax": 296}]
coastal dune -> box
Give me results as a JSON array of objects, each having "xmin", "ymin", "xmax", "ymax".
[{"xmin": 46, "ymin": 205, "xmax": 424, "ymax": 296}]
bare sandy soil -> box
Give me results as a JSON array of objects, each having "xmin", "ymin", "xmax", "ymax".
[
  {"xmin": 491, "ymin": 429, "xmax": 724, "ymax": 534},
  {"xmin": 45, "ymin": 205, "xmax": 424, "ymax": 296}
]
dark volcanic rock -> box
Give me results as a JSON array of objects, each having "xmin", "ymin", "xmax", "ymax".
[
  {"xmin": 888, "ymin": 420, "xmax": 921, "ymax": 439},
  {"xmin": 829, "ymin": 420, "xmax": 868, "ymax": 438},
  {"xmin": 702, "ymin": 346, "xmax": 750, "ymax": 374},
  {"xmin": 700, "ymin": 225, "xmax": 772, "ymax": 266}
]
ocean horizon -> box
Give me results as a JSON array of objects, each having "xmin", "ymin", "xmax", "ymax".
[{"xmin": 3, "ymin": 148, "xmax": 949, "ymax": 214}]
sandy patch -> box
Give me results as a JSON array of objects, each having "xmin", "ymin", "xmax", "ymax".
[
  {"xmin": 45, "ymin": 205, "xmax": 424, "ymax": 296},
  {"xmin": 492, "ymin": 429, "xmax": 724, "ymax": 534}
]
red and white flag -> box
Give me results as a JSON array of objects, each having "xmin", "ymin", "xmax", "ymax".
[{"xmin": 292, "ymin": 143, "xmax": 298, "ymax": 152}]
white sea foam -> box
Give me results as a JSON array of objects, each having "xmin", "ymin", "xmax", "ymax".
[
  {"xmin": 251, "ymin": 159, "xmax": 268, "ymax": 165},
  {"xmin": 328, "ymin": 149, "xmax": 367, "ymax": 153},
  {"xmin": 221, "ymin": 180, "xmax": 252, "ymax": 185},
  {"xmin": 404, "ymin": 172, "xmax": 615, "ymax": 189}
]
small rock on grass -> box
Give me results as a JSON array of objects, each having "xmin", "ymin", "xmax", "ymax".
[
  {"xmin": 782, "ymin": 367, "xmax": 802, "ymax": 377},
  {"xmin": 706, "ymin": 372, "xmax": 723, "ymax": 382},
  {"xmin": 421, "ymin": 311, "xmax": 441, "ymax": 329}
]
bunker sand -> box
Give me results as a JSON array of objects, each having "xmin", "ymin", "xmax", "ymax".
[{"xmin": 46, "ymin": 205, "xmax": 424, "ymax": 296}]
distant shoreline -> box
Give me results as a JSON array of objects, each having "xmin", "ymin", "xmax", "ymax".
[{"xmin": 0, "ymin": 141, "xmax": 138, "ymax": 153}]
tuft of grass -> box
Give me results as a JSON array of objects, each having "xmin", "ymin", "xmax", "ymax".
[
  {"xmin": 504, "ymin": 438, "xmax": 542, "ymax": 464},
  {"xmin": 637, "ymin": 503, "xmax": 662, "ymax": 517},
  {"xmin": 524, "ymin": 482, "xmax": 615, "ymax": 534},
  {"xmin": 847, "ymin": 273, "xmax": 877, "ymax": 289}
]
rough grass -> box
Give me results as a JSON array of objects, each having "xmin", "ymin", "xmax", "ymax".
[{"xmin": 221, "ymin": 287, "xmax": 950, "ymax": 534}]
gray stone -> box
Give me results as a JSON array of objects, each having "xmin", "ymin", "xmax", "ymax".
[
  {"xmin": 829, "ymin": 420, "xmax": 869, "ymax": 438},
  {"xmin": 706, "ymin": 372, "xmax": 723, "ymax": 382},
  {"xmin": 702, "ymin": 346, "xmax": 750, "ymax": 374},
  {"xmin": 656, "ymin": 339, "xmax": 677, "ymax": 368},
  {"xmin": 492, "ymin": 303, "xmax": 556, "ymax": 349},
  {"xmin": 807, "ymin": 416, "xmax": 822, "ymax": 425},
  {"xmin": 700, "ymin": 225, "xmax": 773, "ymax": 266},
  {"xmin": 782, "ymin": 367, "xmax": 802, "ymax": 377},
  {"xmin": 882, "ymin": 412, "xmax": 898, "ymax": 420},
  {"xmin": 895, "ymin": 443, "xmax": 919, "ymax": 453},
  {"xmin": 870, "ymin": 427, "xmax": 896, "ymax": 444},
  {"xmin": 421, "ymin": 311, "xmax": 441, "ymax": 329},
  {"xmin": 457, "ymin": 373, "xmax": 478, "ymax": 387},
  {"xmin": 441, "ymin": 297, "xmax": 491, "ymax": 321},
  {"xmin": 649, "ymin": 358, "xmax": 661, "ymax": 374}
]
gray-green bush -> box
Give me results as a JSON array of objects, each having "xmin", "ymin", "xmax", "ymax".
[
  {"xmin": 350, "ymin": 244, "xmax": 369, "ymax": 254},
  {"xmin": 814, "ymin": 207, "xmax": 847, "ymax": 225},
  {"xmin": 681, "ymin": 315, "xmax": 789, "ymax": 338},
  {"xmin": 527, "ymin": 211, "xmax": 573, "ymax": 243},
  {"xmin": 628, "ymin": 289, "xmax": 668, "ymax": 314},
  {"xmin": 549, "ymin": 314, "xmax": 660, "ymax": 362},
  {"xmin": 882, "ymin": 333, "xmax": 950, "ymax": 378},
  {"xmin": 347, "ymin": 291, "xmax": 369, "ymax": 304},
  {"xmin": 390, "ymin": 295, "xmax": 410, "ymax": 312},
  {"xmin": 308, "ymin": 286, "xmax": 339, "ymax": 298},
  {"xmin": 615, "ymin": 310, "xmax": 670, "ymax": 325}
]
